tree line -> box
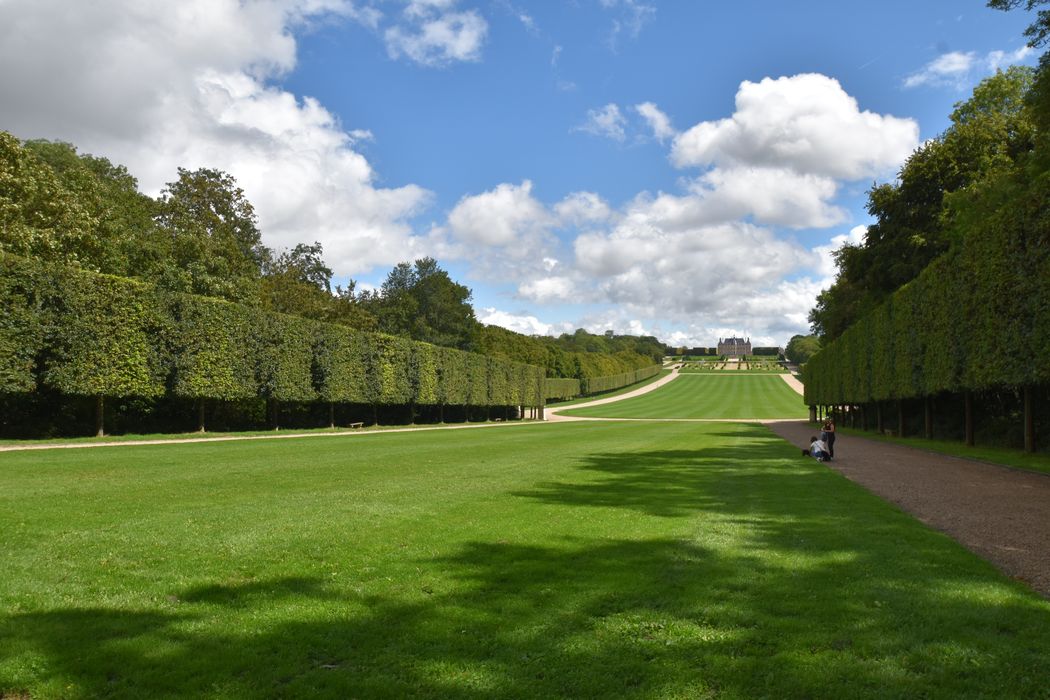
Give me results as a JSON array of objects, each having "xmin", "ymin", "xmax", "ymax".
[
  {"xmin": 804, "ymin": 1, "xmax": 1050, "ymax": 451},
  {"xmin": 0, "ymin": 132, "xmax": 660, "ymax": 379}
]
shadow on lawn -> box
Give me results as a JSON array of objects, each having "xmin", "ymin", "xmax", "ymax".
[{"xmin": 4, "ymin": 424, "xmax": 1050, "ymax": 698}]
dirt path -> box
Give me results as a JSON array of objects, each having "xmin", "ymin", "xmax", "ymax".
[
  {"xmin": 779, "ymin": 372, "xmax": 805, "ymax": 395},
  {"xmin": 767, "ymin": 420, "xmax": 1050, "ymax": 598}
]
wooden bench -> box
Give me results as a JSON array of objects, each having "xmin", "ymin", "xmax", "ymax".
[{"xmin": 348, "ymin": 421, "xmax": 364, "ymax": 429}]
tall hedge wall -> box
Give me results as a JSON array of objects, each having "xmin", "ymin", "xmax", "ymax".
[
  {"xmin": 0, "ymin": 254, "xmax": 545, "ymax": 413},
  {"xmin": 580, "ymin": 364, "xmax": 662, "ymax": 395},
  {"xmin": 803, "ymin": 182, "xmax": 1050, "ymax": 406}
]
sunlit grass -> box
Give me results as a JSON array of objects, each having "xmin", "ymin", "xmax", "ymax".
[
  {"xmin": 562, "ymin": 374, "xmax": 807, "ymax": 419},
  {"xmin": 2, "ymin": 421, "xmax": 1048, "ymax": 698}
]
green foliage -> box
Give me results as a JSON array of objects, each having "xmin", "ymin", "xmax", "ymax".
[
  {"xmin": 156, "ymin": 167, "xmax": 266, "ymax": 304},
  {"xmin": 804, "ymin": 154, "xmax": 1050, "ymax": 405},
  {"xmin": 0, "ymin": 131, "xmax": 95, "ymax": 264},
  {"xmin": 811, "ymin": 68, "xmax": 1037, "ymax": 341},
  {"xmin": 364, "ymin": 257, "xmax": 478, "ymax": 351},
  {"xmin": 313, "ymin": 323, "xmax": 371, "ymax": 404},
  {"xmin": 580, "ymin": 365, "xmax": 662, "ymax": 395},
  {"xmin": 545, "ymin": 378, "xmax": 581, "ymax": 400},
  {"xmin": 0, "ymin": 255, "xmax": 48, "ymax": 393},
  {"xmin": 256, "ymin": 313, "xmax": 319, "ymax": 403},
  {"xmin": 784, "ymin": 335, "xmax": 821, "ymax": 365},
  {"xmin": 171, "ymin": 294, "xmax": 258, "ymax": 401},
  {"xmin": 44, "ymin": 267, "xmax": 167, "ymax": 399}
]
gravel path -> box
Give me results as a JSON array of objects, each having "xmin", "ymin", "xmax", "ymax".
[{"xmin": 767, "ymin": 420, "xmax": 1050, "ymax": 599}]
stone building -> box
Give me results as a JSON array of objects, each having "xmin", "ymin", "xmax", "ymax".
[{"xmin": 717, "ymin": 336, "xmax": 751, "ymax": 357}]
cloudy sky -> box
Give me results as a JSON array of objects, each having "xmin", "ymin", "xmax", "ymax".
[{"xmin": 0, "ymin": 0, "xmax": 1037, "ymax": 346}]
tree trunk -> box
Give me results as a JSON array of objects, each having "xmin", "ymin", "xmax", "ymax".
[
  {"xmin": 409, "ymin": 400, "xmax": 416, "ymax": 425},
  {"xmin": 924, "ymin": 396, "xmax": 933, "ymax": 440},
  {"xmin": 809, "ymin": 405, "xmax": 817, "ymax": 422},
  {"xmin": 965, "ymin": 391, "xmax": 974, "ymax": 447},
  {"xmin": 271, "ymin": 398, "xmax": 280, "ymax": 431},
  {"xmin": 1024, "ymin": 386, "xmax": 1035, "ymax": 453},
  {"xmin": 197, "ymin": 398, "xmax": 206, "ymax": 433},
  {"xmin": 329, "ymin": 402, "xmax": 335, "ymax": 429},
  {"xmin": 95, "ymin": 394, "xmax": 105, "ymax": 438},
  {"xmin": 439, "ymin": 403, "xmax": 445, "ymax": 424},
  {"xmin": 371, "ymin": 403, "xmax": 378, "ymax": 427},
  {"xmin": 876, "ymin": 402, "xmax": 883, "ymax": 434},
  {"xmin": 897, "ymin": 399, "xmax": 905, "ymax": 438}
]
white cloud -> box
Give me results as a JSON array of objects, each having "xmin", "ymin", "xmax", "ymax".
[
  {"xmin": 554, "ymin": 191, "xmax": 613, "ymax": 226},
  {"xmin": 635, "ymin": 102, "xmax": 676, "ymax": 142},
  {"xmin": 905, "ymin": 46, "xmax": 1034, "ymax": 89},
  {"xmin": 903, "ymin": 51, "xmax": 975, "ymax": 89},
  {"xmin": 987, "ymin": 45, "xmax": 1034, "ymax": 71},
  {"xmin": 575, "ymin": 103, "xmax": 627, "ymax": 142},
  {"xmin": 599, "ymin": 0, "xmax": 656, "ymax": 49},
  {"xmin": 0, "ymin": 0, "xmax": 434, "ymax": 276},
  {"xmin": 812, "ymin": 224, "xmax": 867, "ymax": 278},
  {"xmin": 447, "ymin": 180, "xmax": 552, "ymax": 246},
  {"xmin": 517, "ymin": 276, "xmax": 577, "ymax": 303},
  {"xmin": 384, "ymin": 1, "xmax": 488, "ymax": 66},
  {"xmin": 478, "ymin": 307, "xmax": 554, "ymax": 335},
  {"xmin": 672, "ymin": 74, "xmax": 918, "ymax": 180}
]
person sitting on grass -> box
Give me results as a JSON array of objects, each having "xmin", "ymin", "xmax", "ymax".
[{"xmin": 803, "ymin": 435, "xmax": 830, "ymax": 461}]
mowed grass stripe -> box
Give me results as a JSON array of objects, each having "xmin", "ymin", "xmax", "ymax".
[
  {"xmin": 562, "ymin": 373, "xmax": 807, "ymax": 419},
  {"xmin": 1, "ymin": 422, "xmax": 1049, "ymax": 698}
]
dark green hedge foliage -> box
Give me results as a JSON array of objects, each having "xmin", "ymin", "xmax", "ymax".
[
  {"xmin": 803, "ymin": 177, "xmax": 1050, "ymax": 406},
  {"xmin": 581, "ymin": 364, "xmax": 662, "ymax": 395},
  {"xmin": 0, "ymin": 253, "xmax": 546, "ymax": 410},
  {"xmin": 0, "ymin": 256, "xmax": 47, "ymax": 393}
]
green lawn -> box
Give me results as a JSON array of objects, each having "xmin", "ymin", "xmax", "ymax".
[
  {"xmin": 2, "ymin": 422, "xmax": 1048, "ymax": 698},
  {"xmin": 562, "ymin": 374, "xmax": 807, "ymax": 420}
]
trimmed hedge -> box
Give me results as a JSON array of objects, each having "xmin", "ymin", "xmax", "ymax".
[
  {"xmin": 0, "ymin": 254, "xmax": 546, "ymax": 419},
  {"xmin": 581, "ymin": 364, "xmax": 662, "ymax": 395},
  {"xmin": 803, "ymin": 176, "xmax": 1050, "ymax": 406},
  {"xmin": 544, "ymin": 378, "xmax": 580, "ymax": 400}
]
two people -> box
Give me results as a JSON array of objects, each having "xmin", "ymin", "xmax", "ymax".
[{"xmin": 803, "ymin": 418, "xmax": 836, "ymax": 461}]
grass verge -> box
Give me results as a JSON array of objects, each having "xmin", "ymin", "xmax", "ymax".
[{"xmin": 828, "ymin": 424, "xmax": 1050, "ymax": 476}]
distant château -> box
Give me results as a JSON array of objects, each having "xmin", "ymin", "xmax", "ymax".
[{"xmin": 717, "ymin": 336, "xmax": 751, "ymax": 357}]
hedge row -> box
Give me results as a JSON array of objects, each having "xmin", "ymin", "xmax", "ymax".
[
  {"xmin": 580, "ymin": 364, "xmax": 662, "ymax": 395},
  {"xmin": 544, "ymin": 378, "xmax": 580, "ymax": 400},
  {"xmin": 803, "ymin": 180, "xmax": 1050, "ymax": 406},
  {"xmin": 0, "ymin": 254, "xmax": 546, "ymax": 410}
]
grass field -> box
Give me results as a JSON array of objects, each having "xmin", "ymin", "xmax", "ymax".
[
  {"xmin": 3, "ymin": 422, "xmax": 1049, "ymax": 698},
  {"xmin": 562, "ymin": 374, "xmax": 806, "ymax": 420}
]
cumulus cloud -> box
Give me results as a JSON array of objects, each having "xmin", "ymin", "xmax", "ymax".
[
  {"xmin": 905, "ymin": 46, "xmax": 1034, "ymax": 89},
  {"xmin": 635, "ymin": 102, "xmax": 676, "ymax": 142},
  {"xmin": 575, "ymin": 103, "xmax": 628, "ymax": 142},
  {"xmin": 384, "ymin": 0, "xmax": 488, "ymax": 66},
  {"xmin": 447, "ymin": 180, "xmax": 552, "ymax": 246},
  {"xmin": 478, "ymin": 307, "xmax": 555, "ymax": 335},
  {"xmin": 672, "ymin": 73, "xmax": 918, "ymax": 180},
  {"xmin": 517, "ymin": 276, "xmax": 577, "ymax": 303},
  {"xmin": 0, "ymin": 0, "xmax": 435, "ymax": 275},
  {"xmin": 554, "ymin": 191, "xmax": 613, "ymax": 226}
]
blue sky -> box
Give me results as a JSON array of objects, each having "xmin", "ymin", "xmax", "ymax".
[{"xmin": 0, "ymin": 0, "xmax": 1038, "ymax": 346}]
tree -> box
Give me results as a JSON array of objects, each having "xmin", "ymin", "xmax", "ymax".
[
  {"xmin": 23, "ymin": 139, "xmax": 160, "ymax": 278},
  {"xmin": 810, "ymin": 67, "xmax": 1036, "ymax": 341},
  {"xmin": 156, "ymin": 168, "xmax": 267, "ymax": 304},
  {"xmin": 367, "ymin": 257, "xmax": 478, "ymax": 350},
  {"xmin": 785, "ymin": 334, "xmax": 821, "ymax": 365},
  {"xmin": 0, "ymin": 132, "xmax": 94, "ymax": 264}
]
